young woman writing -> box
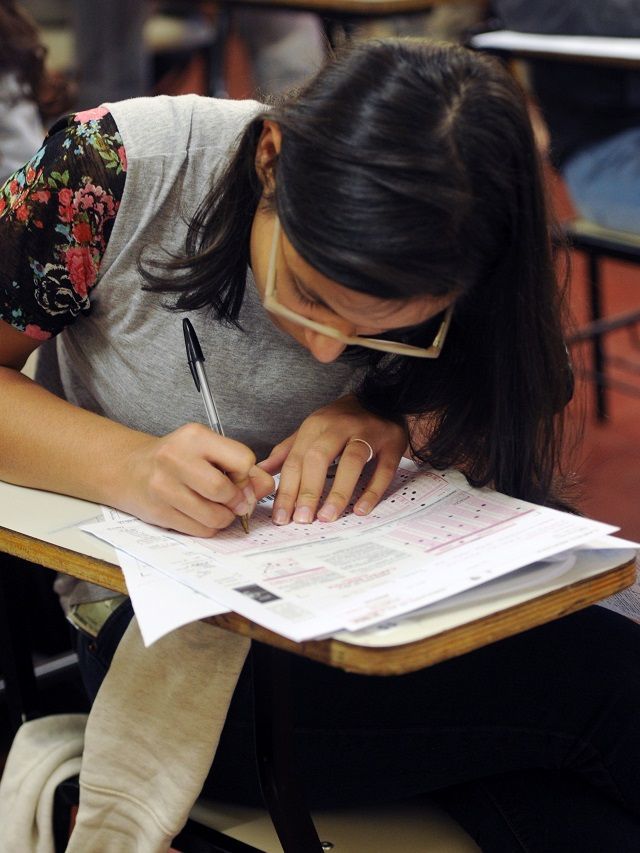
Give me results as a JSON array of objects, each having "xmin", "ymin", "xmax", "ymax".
[{"xmin": 1, "ymin": 39, "xmax": 640, "ymax": 851}]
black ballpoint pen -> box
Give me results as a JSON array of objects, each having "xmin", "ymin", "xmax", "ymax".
[{"xmin": 183, "ymin": 318, "xmax": 250, "ymax": 534}]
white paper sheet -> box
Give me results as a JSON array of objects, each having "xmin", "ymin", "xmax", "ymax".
[
  {"xmin": 83, "ymin": 465, "xmax": 620, "ymax": 642},
  {"xmin": 101, "ymin": 507, "xmax": 228, "ymax": 646},
  {"xmin": 333, "ymin": 544, "xmax": 637, "ymax": 648}
]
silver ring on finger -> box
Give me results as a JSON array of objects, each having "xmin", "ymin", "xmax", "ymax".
[{"xmin": 347, "ymin": 437, "xmax": 374, "ymax": 463}]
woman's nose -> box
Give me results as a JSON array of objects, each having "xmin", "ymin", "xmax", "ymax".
[{"xmin": 304, "ymin": 328, "xmax": 348, "ymax": 363}]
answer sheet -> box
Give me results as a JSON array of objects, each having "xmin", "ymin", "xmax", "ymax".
[{"xmin": 84, "ymin": 465, "xmax": 618, "ymax": 642}]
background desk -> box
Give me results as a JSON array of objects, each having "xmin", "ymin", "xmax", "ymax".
[
  {"xmin": 470, "ymin": 30, "xmax": 640, "ymax": 69},
  {"xmin": 470, "ymin": 30, "xmax": 640, "ymax": 421},
  {"xmin": 210, "ymin": 0, "xmax": 484, "ymax": 15},
  {"xmin": 185, "ymin": 0, "xmax": 488, "ymax": 94}
]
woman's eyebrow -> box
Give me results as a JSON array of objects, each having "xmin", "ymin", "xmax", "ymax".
[
  {"xmin": 364, "ymin": 309, "xmax": 447, "ymax": 336},
  {"xmin": 292, "ymin": 274, "xmax": 331, "ymax": 309},
  {"xmin": 387, "ymin": 317, "xmax": 438, "ymax": 334},
  {"xmin": 292, "ymin": 270, "xmax": 448, "ymax": 335}
]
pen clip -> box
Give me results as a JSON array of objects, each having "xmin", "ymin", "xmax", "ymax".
[{"xmin": 183, "ymin": 317, "xmax": 204, "ymax": 392}]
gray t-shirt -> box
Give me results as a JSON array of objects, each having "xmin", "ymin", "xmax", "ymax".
[{"xmin": 38, "ymin": 94, "xmax": 360, "ymax": 605}]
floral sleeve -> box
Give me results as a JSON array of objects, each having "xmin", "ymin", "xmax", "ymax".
[{"xmin": 0, "ymin": 106, "xmax": 127, "ymax": 340}]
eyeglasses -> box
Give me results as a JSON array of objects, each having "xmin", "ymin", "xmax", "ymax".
[{"xmin": 262, "ymin": 218, "xmax": 454, "ymax": 359}]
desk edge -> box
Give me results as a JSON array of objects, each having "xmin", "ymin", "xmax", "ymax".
[{"xmin": 207, "ymin": 558, "xmax": 636, "ymax": 674}]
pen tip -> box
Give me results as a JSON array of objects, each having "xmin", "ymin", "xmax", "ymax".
[{"xmin": 241, "ymin": 515, "xmax": 250, "ymax": 534}]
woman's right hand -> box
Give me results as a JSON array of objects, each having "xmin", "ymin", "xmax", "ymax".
[
  {"xmin": 120, "ymin": 423, "xmax": 275, "ymax": 537},
  {"xmin": 0, "ymin": 322, "xmax": 273, "ymax": 535}
]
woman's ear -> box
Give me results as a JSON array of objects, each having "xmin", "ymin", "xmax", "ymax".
[{"xmin": 255, "ymin": 120, "xmax": 282, "ymax": 193}]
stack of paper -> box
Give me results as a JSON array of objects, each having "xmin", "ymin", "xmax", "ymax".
[{"xmin": 82, "ymin": 463, "xmax": 634, "ymax": 645}]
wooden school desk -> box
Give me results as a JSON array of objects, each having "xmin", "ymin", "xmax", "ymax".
[
  {"xmin": 209, "ymin": 0, "xmax": 485, "ymax": 17},
  {"xmin": 173, "ymin": 0, "xmax": 488, "ymax": 30},
  {"xmin": 0, "ymin": 480, "xmax": 636, "ymax": 852},
  {"xmin": 171, "ymin": 0, "xmax": 488, "ymax": 95}
]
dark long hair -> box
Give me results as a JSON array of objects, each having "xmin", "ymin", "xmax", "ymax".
[
  {"xmin": 0, "ymin": 0, "xmax": 71, "ymax": 119},
  {"xmin": 142, "ymin": 39, "xmax": 572, "ymax": 506}
]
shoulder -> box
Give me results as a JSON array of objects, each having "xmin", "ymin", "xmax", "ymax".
[
  {"xmin": 105, "ymin": 95, "xmax": 265, "ymax": 161},
  {"xmin": 0, "ymin": 107, "xmax": 126, "ymax": 341}
]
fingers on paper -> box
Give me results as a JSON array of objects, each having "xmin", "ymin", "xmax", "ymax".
[
  {"xmin": 272, "ymin": 442, "xmax": 325, "ymax": 525},
  {"xmin": 274, "ymin": 437, "xmax": 370, "ymax": 525},
  {"xmin": 352, "ymin": 457, "xmax": 398, "ymax": 516},
  {"xmin": 313, "ymin": 440, "xmax": 371, "ymax": 522}
]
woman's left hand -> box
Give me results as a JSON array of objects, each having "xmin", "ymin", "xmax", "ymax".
[{"xmin": 258, "ymin": 395, "xmax": 408, "ymax": 525}]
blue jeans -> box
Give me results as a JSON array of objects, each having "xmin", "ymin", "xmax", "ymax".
[
  {"xmin": 77, "ymin": 603, "xmax": 640, "ymax": 851},
  {"xmin": 563, "ymin": 127, "xmax": 640, "ymax": 233}
]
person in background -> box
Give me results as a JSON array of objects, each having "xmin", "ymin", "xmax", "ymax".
[
  {"xmin": 493, "ymin": 0, "xmax": 640, "ymax": 233},
  {"xmin": 231, "ymin": 6, "xmax": 324, "ymax": 95},
  {"xmin": 71, "ymin": 0, "xmax": 150, "ymax": 108},
  {"xmin": 0, "ymin": 0, "xmax": 69, "ymax": 182},
  {"xmin": 71, "ymin": 0, "xmax": 324, "ymax": 105}
]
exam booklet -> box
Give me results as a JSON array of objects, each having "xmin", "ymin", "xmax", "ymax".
[{"xmin": 83, "ymin": 462, "xmax": 626, "ymax": 643}]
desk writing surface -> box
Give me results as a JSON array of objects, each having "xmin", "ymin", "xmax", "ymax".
[
  {"xmin": 0, "ymin": 479, "xmax": 635, "ymax": 675},
  {"xmin": 0, "ymin": 479, "xmax": 121, "ymax": 592},
  {"xmin": 471, "ymin": 31, "xmax": 640, "ymax": 68},
  {"xmin": 209, "ymin": 552, "xmax": 635, "ymax": 673},
  {"xmin": 0, "ymin": 480, "xmax": 117, "ymax": 564}
]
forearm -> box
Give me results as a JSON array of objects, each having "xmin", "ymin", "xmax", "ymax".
[
  {"xmin": 0, "ymin": 366, "xmax": 270, "ymax": 536},
  {"xmin": 0, "ymin": 366, "xmax": 152, "ymax": 507}
]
